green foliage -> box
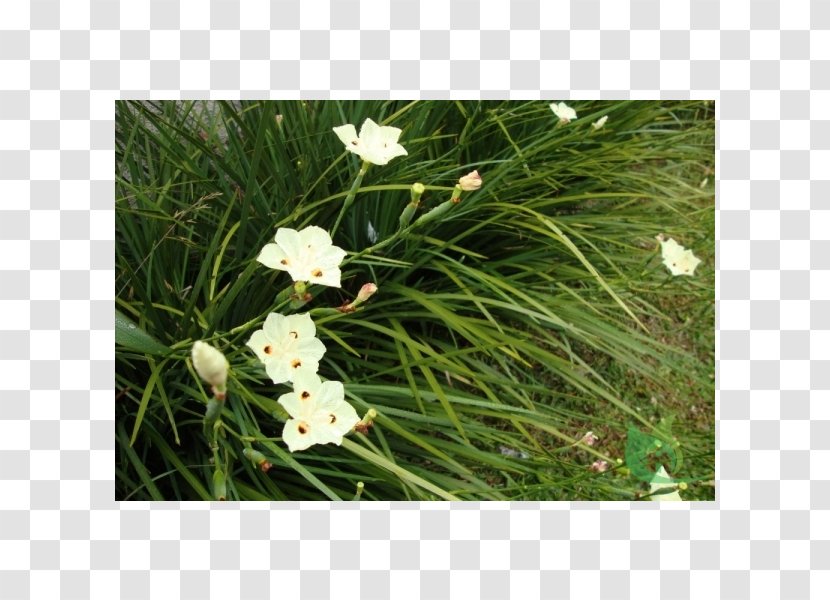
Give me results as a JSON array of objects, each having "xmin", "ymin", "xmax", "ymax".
[{"xmin": 116, "ymin": 100, "xmax": 715, "ymax": 501}]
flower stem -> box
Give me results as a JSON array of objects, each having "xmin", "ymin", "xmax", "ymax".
[
  {"xmin": 342, "ymin": 186, "xmax": 462, "ymax": 268},
  {"xmin": 331, "ymin": 160, "xmax": 370, "ymax": 236}
]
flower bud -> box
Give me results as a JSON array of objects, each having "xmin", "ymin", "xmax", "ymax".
[
  {"xmin": 411, "ymin": 182, "xmax": 426, "ymax": 200},
  {"xmin": 398, "ymin": 203, "xmax": 418, "ymax": 229},
  {"xmin": 339, "ymin": 283, "xmax": 379, "ymax": 313},
  {"xmin": 243, "ymin": 448, "xmax": 273, "ymax": 473},
  {"xmin": 353, "ymin": 481, "xmax": 365, "ymax": 501},
  {"xmin": 204, "ymin": 397, "xmax": 224, "ymax": 425},
  {"xmin": 356, "ymin": 283, "xmax": 378, "ymax": 303},
  {"xmin": 192, "ymin": 341, "xmax": 229, "ymax": 392},
  {"xmin": 591, "ymin": 116, "xmax": 608, "ymax": 130},
  {"xmin": 414, "ymin": 199, "xmax": 455, "ymax": 226},
  {"xmin": 400, "ymin": 183, "xmax": 427, "ymax": 230},
  {"xmin": 213, "ymin": 468, "xmax": 227, "ymax": 501},
  {"xmin": 458, "ymin": 170, "xmax": 482, "ymax": 191},
  {"xmin": 293, "ymin": 280, "xmax": 308, "ymax": 296}
]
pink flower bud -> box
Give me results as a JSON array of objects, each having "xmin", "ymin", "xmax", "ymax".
[
  {"xmin": 458, "ymin": 170, "xmax": 482, "ymax": 191},
  {"xmin": 356, "ymin": 283, "xmax": 378, "ymax": 303}
]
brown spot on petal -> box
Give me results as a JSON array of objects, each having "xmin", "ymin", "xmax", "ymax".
[
  {"xmin": 298, "ymin": 422, "xmax": 309, "ymax": 434},
  {"xmin": 329, "ymin": 414, "xmax": 337, "ymax": 424},
  {"xmin": 290, "ymin": 358, "xmax": 302, "ymax": 368},
  {"xmin": 351, "ymin": 140, "xmax": 358, "ymax": 146},
  {"xmin": 311, "ymin": 268, "xmax": 323, "ymax": 278},
  {"xmin": 289, "ymin": 331, "xmax": 298, "ymax": 339},
  {"xmin": 301, "ymin": 391, "xmax": 310, "ymax": 400},
  {"xmin": 280, "ymin": 259, "xmax": 288, "ymax": 265},
  {"xmin": 264, "ymin": 345, "xmax": 273, "ymax": 355}
]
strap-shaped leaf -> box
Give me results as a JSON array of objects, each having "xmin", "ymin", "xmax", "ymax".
[{"xmin": 115, "ymin": 309, "xmax": 171, "ymax": 356}]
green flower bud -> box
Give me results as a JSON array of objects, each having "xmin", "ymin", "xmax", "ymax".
[
  {"xmin": 212, "ymin": 469, "xmax": 227, "ymax": 501},
  {"xmin": 414, "ymin": 200, "xmax": 455, "ymax": 226}
]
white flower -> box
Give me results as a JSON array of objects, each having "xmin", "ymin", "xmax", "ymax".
[
  {"xmin": 550, "ymin": 102, "xmax": 577, "ymax": 124},
  {"xmin": 192, "ymin": 341, "xmax": 229, "ymax": 391},
  {"xmin": 458, "ymin": 170, "xmax": 482, "ymax": 191},
  {"xmin": 590, "ymin": 460, "xmax": 609, "ymax": 473},
  {"xmin": 581, "ymin": 431, "xmax": 598, "ymax": 446},
  {"xmin": 257, "ymin": 225, "xmax": 347, "ymax": 288},
  {"xmin": 658, "ymin": 236, "xmax": 702, "ymax": 276},
  {"xmin": 246, "ymin": 312, "xmax": 326, "ymax": 384},
  {"xmin": 332, "ymin": 118, "xmax": 408, "ymax": 166},
  {"xmin": 278, "ymin": 369, "xmax": 360, "ymax": 452},
  {"xmin": 591, "ymin": 116, "xmax": 608, "ymax": 130},
  {"xmin": 649, "ymin": 465, "xmax": 683, "ymax": 501}
]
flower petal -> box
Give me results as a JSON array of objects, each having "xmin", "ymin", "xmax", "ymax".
[
  {"xmin": 314, "ymin": 380, "xmax": 345, "ymax": 411},
  {"xmin": 286, "ymin": 264, "xmax": 311, "ymax": 283},
  {"xmin": 274, "ymin": 228, "xmax": 303, "ymax": 260},
  {"xmin": 277, "ymin": 390, "xmax": 306, "ymax": 420},
  {"xmin": 649, "ymin": 465, "xmax": 683, "ymax": 501},
  {"xmin": 659, "ymin": 238, "xmax": 701, "ymax": 276},
  {"xmin": 296, "ymin": 337, "xmax": 326, "ymax": 363},
  {"xmin": 299, "ymin": 225, "xmax": 334, "ymax": 249},
  {"xmin": 328, "ymin": 400, "xmax": 360, "ymax": 437},
  {"xmin": 257, "ymin": 243, "xmax": 290, "ymax": 271},
  {"xmin": 263, "ymin": 312, "xmax": 289, "ymax": 342},
  {"xmin": 285, "ymin": 312, "xmax": 316, "ymax": 339},
  {"xmin": 282, "ymin": 418, "xmax": 317, "ymax": 452},
  {"xmin": 550, "ymin": 102, "xmax": 577, "ymax": 121},
  {"xmin": 246, "ymin": 330, "xmax": 274, "ymax": 363},
  {"xmin": 332, "ymin": 124, "xmax": 359, "ymax": 148},
  {"xmin": 309, "ymin": 400, "xmax": 360, "ymax": 445},
  {"xmin": 377, "ymin": 124, "xmax": 403, "ymax": 144},
  {"xmin": 316, "ymin": 244, "xmax": 348, "ymax": 267},
  {"xmin": 292, "ymin": 368, "xmax": 323, "ymax": 405},
  {"xmin": 358, "ymin": 118, "xmax": 381, "ymax": 142},
  {"xmin": 382, "ymin": 143, "xmax": 408, "ymax": 161},
  {"xmin": 308, "ymin": 265, "xmax": 342, "ymax": 288},
  {"xmin": 265, "ymin": 358, "xmax": 292, "ymax": 384}
]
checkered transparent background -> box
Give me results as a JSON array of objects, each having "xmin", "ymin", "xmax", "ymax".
[{"xmin": 1, "ymin": 0, "xmax": 827, "ymax": 598}]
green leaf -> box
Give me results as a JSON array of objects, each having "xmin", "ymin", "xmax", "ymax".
[{"xmin": 115, "ymin": 309, "xmax": 171, "ymax": 356}]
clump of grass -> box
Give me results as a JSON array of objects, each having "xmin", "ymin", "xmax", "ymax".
[{"xmin": 116, "ymin": 100, "xmax": 714, "ymax": 501}]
